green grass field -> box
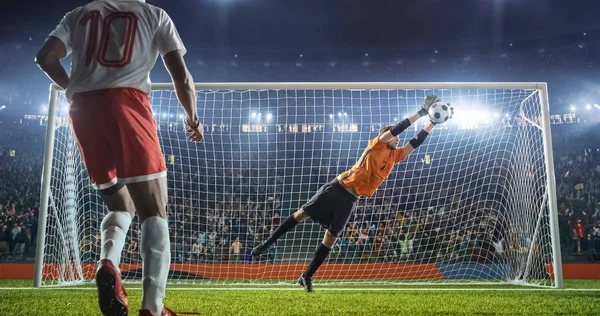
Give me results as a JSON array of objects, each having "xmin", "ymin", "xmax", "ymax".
[{"xmin": 1, "ymin": 280, "xmax": 599, "ymax": 315}]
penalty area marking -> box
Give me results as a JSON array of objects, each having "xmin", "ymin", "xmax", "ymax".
[{"xmin": 2, "ymin": 287, "xmax": 600, "ymax": 292}]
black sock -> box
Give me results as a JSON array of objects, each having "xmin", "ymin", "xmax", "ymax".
[
  {"xmin": 303, "ymin": 243, "xmax": 331, "ymax": 279},
  {"xmin": 264, "ymin": 215, "xmax": 298, "ymax": 247}
]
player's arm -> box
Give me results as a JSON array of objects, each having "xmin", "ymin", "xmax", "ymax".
[
  {"xmin": 378, "ymin": 95, "xmax": 439, "ymax": 143},
  {"xmin": 401, "ymin": 103, "xmax": 453, "ymax": 158},
  {"xmin": 36, "ymin": 11, "xmax": 73, "ymax": 90},
  {"xmin": 162, "ymin": 51, "xmax": 201, "ymax": 141},
  {"xmin": 156, "ymin": 9, "xmax": 202, "ymax": 142},
  {"xmin": 35, "ymin": 36, "xmax": 69, "ymax": 90},
  {"xmin": 402, "ymin": 122, "xmax": 435, "ymax": 158},
  {"xmin": 163, "ymin": 51, "xmax": 195, "ymax": 121}
]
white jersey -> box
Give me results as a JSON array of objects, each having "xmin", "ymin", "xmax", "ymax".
[{"xmin": 49, "ymin": 0, "xmax": 186, "ymax": 99}]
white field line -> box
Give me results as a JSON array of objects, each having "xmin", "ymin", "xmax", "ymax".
[{"xmin": 2, "ymin": 287, "xmax": 599, "ymax": 291}]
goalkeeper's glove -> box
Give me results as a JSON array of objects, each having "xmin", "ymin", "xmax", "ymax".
[{"xmin": 418, "ymin": 95, "xmax": 440, "ymax": 117}]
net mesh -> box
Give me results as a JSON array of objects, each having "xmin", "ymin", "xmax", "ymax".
[{"xmin": 39, "ymin": 86, "xmax": 557, "ymax": 287}]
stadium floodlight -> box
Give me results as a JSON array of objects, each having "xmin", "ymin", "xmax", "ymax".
[
  {"xmin": 594, "ymin": 104, "xmax": 599, "ymax": 109},
  {"xmin": 569, "ymin": 105, "xmax": 576, "ymax": 112},
  {"xmin": 266, "ymin": 113, "xmax": 273, "ymax": 120},
  {"xmin": 343, "ymin": 112, "xmax": 347, "ymax": 116},
  {"xmin": 251, "ymin": 112, "xmax": 257, "ymax": 118},
  {"xmin": 586, "ymin": 104, "xmax": 592, "ymax": 110},
  {"xmin": 36, "ymin": 82, "xmax": 563, "ymax": 289},
  {"xmin": 329, "ymin": 114, "xmax": 334, "ymax": 118},
  {"xmin": 0, "ymin": 105, "xmax": 6, "ymax": 110}
]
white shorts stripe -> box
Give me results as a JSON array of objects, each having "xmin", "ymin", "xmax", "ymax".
[
  {"xmin": 90, "ymin": 171, "xmax": 166, "ymax": 190},
  {"xmin": 119, "ymin": 171, "xmax": 167, "ymax": 185},
  {"xmin": 91, "ymin": 177, "xmax": 118, "ymax": 190}
]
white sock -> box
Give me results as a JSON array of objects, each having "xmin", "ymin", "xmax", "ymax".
[
  {"xmin": 100, "ymin": 211, "xmax": 132, "ymax": 271},
  {"xmin": 140, "ymin": 216, "xmax": 170, "ymax": 315}
]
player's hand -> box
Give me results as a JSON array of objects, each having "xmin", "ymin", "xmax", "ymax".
[
  {"xmin": 185, "ymin": 116, "xmax": 204, "ymax": 142},
  {"xmin": 422, "ymin": 95, "xmax": 440, "ymax": 112}
]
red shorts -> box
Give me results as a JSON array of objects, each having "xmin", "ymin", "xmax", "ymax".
[{"xmin": 70, "ymin": 88, "xmax": 166, "ymax": 190}]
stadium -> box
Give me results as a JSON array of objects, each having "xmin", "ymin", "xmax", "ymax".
[{"xmin": 1, "ymin": 1, "xmax": 600, "ymax": 315}]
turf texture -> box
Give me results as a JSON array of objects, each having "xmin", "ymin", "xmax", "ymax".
[{"xmin": 1, "ymin": 280, "xmax": 599, "ymax": 315}]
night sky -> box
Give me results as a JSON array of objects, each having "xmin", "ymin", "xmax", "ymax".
[
  {"xmin": 1, "ymin": 0, "xmax": 599, "ymax": 116},
  {"xmin": 3, "ymin": 0, "xmax": 600, "ymax": 53}
]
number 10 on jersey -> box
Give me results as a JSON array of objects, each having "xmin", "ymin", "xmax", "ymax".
[{"xmin": 79, "ymin": 11, "xmax": 138, "ymax": 68}]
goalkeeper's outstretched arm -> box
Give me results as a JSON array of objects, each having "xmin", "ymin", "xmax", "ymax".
[
  {"xmin": 402, "ymin": 102, "xmax": 454, "ymax": 157},
  {"xmin": 402, "ymin": 122, "xmax": 435, "ymax": 158},
  {"xmin": 402, "ymin": 101, "xmax": 454, "ymax": 159},
  {"xmin": 378, "ymin": 95, "xmax": 439, "ymax": 143}
]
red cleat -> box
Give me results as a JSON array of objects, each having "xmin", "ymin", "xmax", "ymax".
[
  {"xmin": 139, "ymin": 307, "xmax": 200, "ymax": 316},
  {"xmin": 96, "ymin": 259, "xmax": 128, "ymax": 316}
]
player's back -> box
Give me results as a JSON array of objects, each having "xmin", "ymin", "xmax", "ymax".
[
  {"xmin": 338, "ymin": 137, "xmax": 406, "ymax": 198},
  {"xmin": 51, "ymin": 0, "xmax": 185, "ymax": 99}
]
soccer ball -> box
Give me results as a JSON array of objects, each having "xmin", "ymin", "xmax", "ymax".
[{"xmin": 428, "ymin": 101, "xmax": 452, "ymax": 124}]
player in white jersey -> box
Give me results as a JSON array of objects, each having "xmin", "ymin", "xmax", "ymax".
[{"xmin": 35, "ymin": 1, "xmax": 202, "ymax": 315}]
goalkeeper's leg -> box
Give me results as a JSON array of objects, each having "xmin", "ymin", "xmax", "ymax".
[
  {"xmin": 251, "ymin": 209, "xmax": 308, "ymax": 256},
  {"xmin": 299, "ymin": 230, "xmax": 337, "ymax": 292}
]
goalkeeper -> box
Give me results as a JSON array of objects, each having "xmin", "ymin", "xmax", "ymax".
[{"xmin": 252, "ymin": 95, "xmax": 454, "ymax": 292}]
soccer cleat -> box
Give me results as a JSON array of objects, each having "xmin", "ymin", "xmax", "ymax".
[
  {"xmin": 139, "ymin": 307, "xmax": 200, "ymax": 315},
  {"xmin": 96, "ymin": 259, "xmax": 128, "ymax": 316},
  {"xmin": 251, "ymin": 242, "xmax": 270, "ymax": 257},
  {"xmin": 298, "ymin": 275, "xmax": 314, "ymax": 292},
  {"xmin": 139, "ymin": 307, "xmax": 175, "ymax": 316}
]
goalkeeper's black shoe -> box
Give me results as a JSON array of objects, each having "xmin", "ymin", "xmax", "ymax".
[
  {"xmin": 251, "ymin": 242, "xmax": 270, "ymax": 257},
  {"xmin": 298, "ymin": 275, "xmax": 314, "ymax": 292}
]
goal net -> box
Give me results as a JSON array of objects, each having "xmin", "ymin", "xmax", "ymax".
[{"xmin": 35, "ymin": 83, "xmax": 562, "ymax": 288}]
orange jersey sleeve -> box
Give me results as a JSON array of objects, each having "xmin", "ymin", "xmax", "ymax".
[
  {"xmin": 339, "ymin": 137, "xmax": 407, "ymax": 198},
  {"xmin": 394, "ymin": 146, "xmax": 407, "ymax": 164}
]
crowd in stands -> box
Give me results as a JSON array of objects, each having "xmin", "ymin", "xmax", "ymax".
[
  {"xmin": 1, "ymin": 119, "xmax": 599, "ymax": 265},
  {"xmin": 328, "ymin": 129, "xmax": 600, "ymax": 264},
  {"xmin": 0, "ymin": 121, "xmax": 45, "ymax": 146},
  {"xmin": 2, "ymin": 12, "xmax": 600, "ymax": 269},
  {"xmin": 99, "ymin": 195, "xmax": 283, "ymax": 264},
  {"xmin": 0, "ymin": 148, "xmax": 41, "ymax": 261},
  {"xmin": 555, "ymin": 147, "xmax": 600, "ymax": 261}
]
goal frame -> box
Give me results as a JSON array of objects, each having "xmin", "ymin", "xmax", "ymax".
[{"xmin": 34, "ymin": 82, "xmax": 563, "ymax": 288}]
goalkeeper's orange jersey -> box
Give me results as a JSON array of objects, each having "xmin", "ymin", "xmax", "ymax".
[{"xmin": 338, "ymin": 137, "xmax": 406, "ymax": 198}]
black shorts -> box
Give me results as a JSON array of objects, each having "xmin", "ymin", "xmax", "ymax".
[{"xmin": 301, "ymin": 179, "xmax": 358, "ymax": 237}]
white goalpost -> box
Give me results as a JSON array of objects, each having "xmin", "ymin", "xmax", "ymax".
[{"xmin": 34, "ymin": 82, "xmax": 563, "ymax": 288}]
